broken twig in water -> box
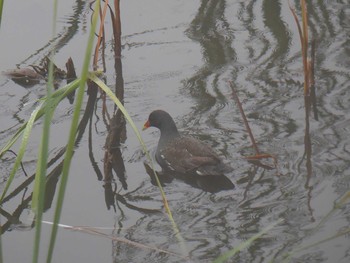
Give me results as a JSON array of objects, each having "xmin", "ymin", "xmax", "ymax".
[{"xmin": 229, "ymin": 81, "xmax": 278, "ymax": 171}]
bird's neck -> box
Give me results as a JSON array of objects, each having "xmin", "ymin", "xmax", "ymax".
[{"xmin": 159, "ymin": 122, "xmax": 180, "ymax": 146}]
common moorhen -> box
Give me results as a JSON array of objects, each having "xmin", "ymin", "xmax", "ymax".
[{"xmin": 143, "ymin": 110, "xmax": 232, "ymax": 176}]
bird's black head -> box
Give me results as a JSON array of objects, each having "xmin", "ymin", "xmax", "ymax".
[{"xmin": 143, "ymin": 110, "xmax": 177, "ymax": 132}]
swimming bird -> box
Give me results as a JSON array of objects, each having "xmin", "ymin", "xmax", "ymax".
[{"xmin": 143, "ymin": 110, "xmax": 232, "ymax": 176}]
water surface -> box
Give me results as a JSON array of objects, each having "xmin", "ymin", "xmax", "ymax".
[{"xmin": 0, "ymin": 0, "xmax": 349, "ymax": 262}]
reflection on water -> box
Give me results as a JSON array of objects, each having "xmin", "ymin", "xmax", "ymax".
[
  {"xmin": 1, "ymin": 0, "xmax": 350, "ymax": 262},
  {"xmin": 143, "ymin": 162, "xmax": 235, "ymax": 193}
]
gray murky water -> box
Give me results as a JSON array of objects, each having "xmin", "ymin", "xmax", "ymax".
[{"xmin": 0, "ymin": 0, "xmax": 349, "ymax": 262}]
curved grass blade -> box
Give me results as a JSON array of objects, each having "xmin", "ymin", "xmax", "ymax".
[
  {"xmin": 0, "ymin": 102, "xmax": 42, "ymax": 202},
  {"xmin": 0, "ymin": 79, "xmax": 81, "ymax": 206},
  {"xmin": 88, "ymin": 74, "xmax": 166, "ymax": 202},
  {"xmin": 0, "ymin": 78, "xmax": 81, "ymax": 160},
  {"xmin": 89, "ymin": 73, "xmax": 189, "ymax": 258}
]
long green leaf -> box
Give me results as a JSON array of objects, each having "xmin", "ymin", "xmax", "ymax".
[
  {"xmin": 31, "ymin": 102, "xmax": 55, "ymax": 262},
  {"xmin": 89, "ymin": 73, "xmax": 189, "ymax": 258},
  {"xmin": 46, "ymin": 1, "xmax": 100, "ymax": 262},
  {"xmin": 89, "ymin": 74, "xmax": 167, "ymax": 202},
  {"xmin": 0, "ymin": 103, "xmax": 42, "ymax": 202},
  {"xmin": 0, "ymin": 78, "xmax": 81, "ymax": 160},
  {"xmin": 0, "ymin": 79, "xmax": 81, "ymax": 206},
  {"xmin": 32, "ymin": 0, "xmax": 59, "ymax": 261},
  {"xmin": 0, "ymin": 0, "xmax": 4, "ymax": 28}
]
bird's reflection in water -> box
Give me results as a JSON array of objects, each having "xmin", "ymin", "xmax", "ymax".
[{"xmin": 143, "ymin": 162, "xmax": 235, "ymax": 193}]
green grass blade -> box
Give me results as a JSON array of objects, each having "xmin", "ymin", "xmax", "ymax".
[
  {"xmin": 46, "ymin": 2, "xmax": 100, "ymax": 262},
  {"xmin": 89, "ymin": 73, "xmax": 189, "ymax": 258},
  {"xmin": 31, "ymin": 105, "xmax": 55, "ymax": 263},
  {"xmin": 89, "ymin": 74, "xmax": 166, "ymax": 201},
  {"xmin": 314, "ymin": 190, "xmax": 350, "ymax": 234},
  {"xmin": 0, "ymin": 0, "xmax": 4, "ymax": 28},
  {"xmin": 0, "ymin": 78, "xmax": 81, "ymax": 160},
  {"xmin": 31, "ymin": 51, "xmax": 55, "ymax": 263},
  {"xmin": 0, "ymin": 79, "xmax": 81, "ymax": 206},
  {"xmin": 31, "ymin": 103, "xmax": 54, "ymax": 210},
  {"xmin": 213, "ymin": 218, "xmax": 284, "ymax": 263},
  {"xmin": 0, "ymin": 71, "xmax": 80, "ymax": 263},
  {"xmin": 89, "ymin": 74, "xmax": 148, "ymax": 158},
  {"xmin": 0, "ymin": 103, "xmax": 42, "ymax": 202},
  {"xmin": 31, "ymin": 0, "xmax": 59, "ymax": 261},
  {"xmin": 40, "ymin": 77, "xmax": 81, "ymax": 101}
]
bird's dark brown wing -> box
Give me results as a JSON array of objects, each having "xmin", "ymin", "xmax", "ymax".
[{"xmin": 159, "ymin": 136, "xmax": 221, "ymax": 173}]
